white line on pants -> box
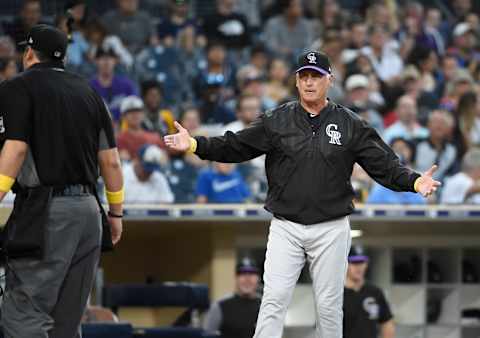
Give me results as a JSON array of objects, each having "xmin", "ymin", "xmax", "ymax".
[{"xmin": 253, "ymin": 216, "xmax": 351, "ymax": 338}]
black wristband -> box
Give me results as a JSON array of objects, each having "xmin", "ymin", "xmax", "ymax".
[{"xmin": 108, "ymin": 211, "xmax": 123, "ymax": 218}]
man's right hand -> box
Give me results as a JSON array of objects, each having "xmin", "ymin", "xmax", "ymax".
[{"xmin": 164, "ymin": 121, "xmax": 193, "ymax": 152}]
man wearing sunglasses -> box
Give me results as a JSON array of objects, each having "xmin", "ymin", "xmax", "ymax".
[{"xmin": 165, "ymin": 50, "xmax": 440, "ymax": 338}]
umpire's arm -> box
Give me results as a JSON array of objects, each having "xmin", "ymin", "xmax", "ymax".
[
  {"xmin": 0, "ymin": 78, "xmax": 31, "ymax": 201},
  {"xmin": 97, "ymin": 99, "xmax": 124, "ymax": 245}
]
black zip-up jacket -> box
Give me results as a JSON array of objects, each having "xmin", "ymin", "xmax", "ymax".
[{"xmin": 195, "ymin": 100, "xmax": 421, "ymax": 224}]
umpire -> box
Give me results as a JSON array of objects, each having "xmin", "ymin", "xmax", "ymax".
[
  {"xmin": 0, "ymin": 24, "xmax": 124, "ymax": 337},
  {"xmin": 165, "ymin": 51, "xmax": 440, "ymax": 338}
]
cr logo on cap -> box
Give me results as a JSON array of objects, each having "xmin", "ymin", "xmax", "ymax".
[{"xmin": 307, "ymin": 52, "xmax": 317, "ymax": 64}]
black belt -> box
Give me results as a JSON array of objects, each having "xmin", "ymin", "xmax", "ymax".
[{"xmin": 52, "ymin": 184, "xmax": 93, "ymax": 197}]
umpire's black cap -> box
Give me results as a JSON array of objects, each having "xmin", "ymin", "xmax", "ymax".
[
  {"xmin": 348, "ymin": 245, "xmax": 369, "ymax": 263},
  {"xmin": 19, "ymin": 24, "xmax": 68, "ymax": 60},
  {"xmin": 236, "ymin": 257, "xmax": 259, "ymax": 274},
  {"xmin": 296, "ymin": 51, "xmax": 332, "ymax": 76}
]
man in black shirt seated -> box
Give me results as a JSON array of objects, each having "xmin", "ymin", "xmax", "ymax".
[
  {"xmin": 343, "ymin": 245, "xmax": 395, "ymax": 338},
  {"xmin": 204, "ymin": 257, "xmax": 261, "ymax": 338}
]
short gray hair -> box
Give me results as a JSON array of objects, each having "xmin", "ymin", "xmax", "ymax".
[{"xmin": 462, "ymin": 148, "xmax": 480, "ymax": 172}]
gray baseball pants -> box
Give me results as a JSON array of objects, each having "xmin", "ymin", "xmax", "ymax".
[
  {"xmin": 253, "ymin": 216, "xmax": 351, "ymax": 338},
  {"xmin": 1, "ymin": 194, "xmax": 102, "ymax": 338}
]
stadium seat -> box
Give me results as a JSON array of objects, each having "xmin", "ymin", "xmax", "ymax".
[
  {"xmin": 133, "ymin": 327, "xmax": 220, "ymax": 338},
  {"xmin": 82, "ymin": 322, "xmax": 133, "ymax": 338},
  {"xmin": 103, "ymin": 282, "xmax": 210, "ymax": 311}
]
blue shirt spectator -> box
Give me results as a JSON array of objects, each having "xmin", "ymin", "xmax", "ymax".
[
  {"xmin": 196, "ymin": 163, "xmax": 250, "ymax": 203},
  {"xmin": 367, "ymin": 183, "xmax": 426, "ymax": 205}
]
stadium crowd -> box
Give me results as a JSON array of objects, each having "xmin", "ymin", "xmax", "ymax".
[{"xmin": 1, "ymin": 0, "xmax": 480, "ymax": 205}]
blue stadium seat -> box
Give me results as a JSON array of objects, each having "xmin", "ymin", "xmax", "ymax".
[
  {"xmin": 133, "ymin": 327, "xmax": 219, "ymax": 338},
  {"xmin": 103, "ymin": 282, "xmax": 210, "ymax": 310},
  {"xmin": 82, "ymin": 323, "xmax": 133, "ymax": 338}
]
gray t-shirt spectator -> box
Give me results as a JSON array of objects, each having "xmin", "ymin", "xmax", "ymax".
[
  {"xmin": 415, "ymin": 140, "xmax": 457, "ymax": 182},
  {"xmin": 263, "ymin": 15, "xmax": 314, "ymax": 59},
  {"xmin": 102, "ymin": 9, "xmax": 153, "ymax": 54}
]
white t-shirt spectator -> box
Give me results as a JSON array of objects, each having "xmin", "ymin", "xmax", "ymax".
[
  {"xmin": 440, "ymin": 172, "xmax": 480, "ymax": 204},
  {"xmin": 123, "ymin": 162, "xmax": 174, "ymax": 204},
  {"xmin": 361, "ymin": 44, "xmax": 403, "ymax": 82}
]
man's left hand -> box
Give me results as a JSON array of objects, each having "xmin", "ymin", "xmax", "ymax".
[{"xmin": 415, "ymin": 165, "xmax": 441, "ymax": 197}]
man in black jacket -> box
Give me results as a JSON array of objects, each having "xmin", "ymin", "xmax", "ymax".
[{"xmin": 165, "ymin": 51, "xmax": 439, "ymax": 338}]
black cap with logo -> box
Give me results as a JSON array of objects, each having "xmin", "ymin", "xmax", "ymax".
[
  {"xmin": 19, "ymin": 24, "xmax": 68, "ymax": 60},
  {"xmin": 296, "ymin": 51, "xmax": 332, "ymax": 76},
  {"xmin": 236, "ymin": 257, "xmax": 259, "ymax": 274},
  {"xmin": 348, "ymin": 245, "xmax": 369, "ymax": 263}
]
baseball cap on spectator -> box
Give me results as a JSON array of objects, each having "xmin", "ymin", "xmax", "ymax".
[
  {"xmin": 401, "ymin": 65, "xmax": 421, "ymax": 82},
  {"xmin": 138, "ymin": 144, "xmax": 166, "ymax": 173},
  {"xmin": 296, "ymin": 51, "xmax": 332, "ymax": 76},
  {"xmin": 345, "ymin": 74, "xmax": 369, "ymax": 91},
  {"xmin": 453, "ymin": 69, "xmax": 474, "ymax": 85},
  {"xmin": 120, "ymin": 96, "xmax": 144, "ymax": 115},
  {"xmin": 95, "ymin": 47, "xmax": 117, "ymax": 59},
  {"xmin": 348, "ymin": 245, "xmax": 369, "ymax": 263},
  {"xmin": 453, "ymin": 22, "xmax": 474, "ymax": 37},
  {"xmin": 236, "ymin": 257, "xmax": 259, "ymax": 274},
  {"xmin": 19, "ymin": 24, "xmax": 68, "ymax": 60}
]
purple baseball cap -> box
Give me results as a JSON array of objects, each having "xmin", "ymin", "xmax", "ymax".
[
  {"xmin": 348, "ymin": 245, "xmax": 369, "ymax": 263},
  {"xmin": 296, "ymin": 51, "xmax": 332, "ymax": 76}
]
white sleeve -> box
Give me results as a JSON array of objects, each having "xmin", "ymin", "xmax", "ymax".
[
  {"xmin": 203, "ymin": 301, "xmax": 223, "ymax": 332},
  {"xmin": 440, "ymin": 176, "xmax": 472, "ymax": 204},
  {"xmin": 155, "ymin": 172, "xmax": 175, "ymax": 203}
]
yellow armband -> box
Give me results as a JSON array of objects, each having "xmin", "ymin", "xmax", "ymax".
[
  {"xmin": 0, "ymin": 174, "xmax": 14, "ymax": 193},
  {"xmin": 188, "ymin": 137, "xmax": 197, "ymax": 154},
  {"xmin": 106, "ymin": 187, "xmax": 125, "ymax": 204},
  {"xmin": 413, "ymin": 177, "xmax": 421, "ymax": 193}
]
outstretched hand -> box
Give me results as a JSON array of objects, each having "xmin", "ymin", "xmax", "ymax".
[
  {"xmin": 416, "ymin": 165, "xmax": 441, "ymax": 197},
  {"xmin": 163, "ymin": 121, "xmax": 192, "ymax": 152}
]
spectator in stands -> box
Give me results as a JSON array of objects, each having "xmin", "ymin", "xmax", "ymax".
[
  {"xmin": 361, "ymin": 25, "xmax": 404, "ymax": 83},
  {"xmin": 341, "ymin": 19, "xmax": 369, "ymax": 64},
  {"xmin": 437, "ymin": 54, "xmax": 460, "ymax": 99},
  {"xmin": 116, "ymin": 96, "xmax": 165, "ymax": 161},
  {"xmin": 102, "ymin": 0, "xmax": 154, "ymax": 55},
  {"xmin": 264, "ymin": 58, "xmax": 291, "ymax": 105},
  {"xmin": 202, "ymin": 0, "xmax": 251, "ymax": 51},
  {"xmin": 423, "ymin": 7, "xmax": 446, "ymax": 55},
  {"xmin": 196, "ymin": 72, "xmax": 236, "ymax": 126},
  {"xmin": 263, "ymin": 0, "xmax": 315, "ymax": 61},
  {"xmin": 0, "ymin": 57, "xmax": 17, "ymax": 82},
  {"xmin": 165, "ymin": 106, "xmax": 207, "ymax": 202},
  {"xmin": 195, "ymin": 40, "xmax": 236, "ymax": 100},
  {"xmin": 4, "ymin": 0, "xmax": 43, "ymax": 52},
  {"xmin": 204, "ymin": 257, "xmax": 261, "ymax": 338},
  {"xmin": 440, "ymin": 68, "xmax": 475, "ymax": 111},
  {"xmin": 448, "ymin": 22, "xmax": 479, "ymax": 68},
  {"xmin": 407, "ymin": 46, "xmax": 439, "ymax": 96},
  {"xmin": 415, "ymin": 110, "xmax": 458, "ymax": 183},
  {"xmin": 441, "ymin": 148, "xmax": 480, "ymax": 204},
  {"xmin": 89, "ymin": 47, "xmax": 138, "ymax": 122},
  {"xmin": 222, "ymin": 94, "xmax": 266, "ymax": 202},
  {"xmin": 365, "ymin": 2, "xmax": 398, "ymax": 34},
  {"xmin": 0, "ymin": 36, "xmax": 16, "ymax": 59},
  {"xmin": 235, "ymin": 66, "xmax": 275, "ymax": 111},
  {"xmin": 367, "ymin": 138, "xmax": 426, "ymax": 205},
  {"xmin": 341, "ymin": 74, "xmax": 383, "ymax": 133},
  {"xmin": 140, "ymin": 80, "xmax": 176, "ymax": 135},
  {"xmin": 61, "ymin": 0, "xmax": 90, "ymax": 71},
  {"xmin": 244, "ymin": 45, "xmax": 270, "ymax": 78},
  {"xmin": 454, "ymin": 91, "xmax": 480, "ymax": 153},
  {"xmin": 157, "ymin": 0, "xmax": 200, "ymax": 47},
  {"xmin": 196, "ymin": 162, "xmax": 250, "ymax": 203},
  {"xmin": 123, "ymin": 144, "xmax": 174, "ymax": 204},
  {"xmin": 383, "ymin": 95, "xmax": 429, "ymax": 144}
]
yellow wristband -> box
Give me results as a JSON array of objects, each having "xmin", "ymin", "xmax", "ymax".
[
  {"xmin": 106, "ymin": 187, "xmax": 125, "ymax": 204},
  {"xmin": 0, "ymin": 174, "xmax": 14, "ymax": 193},
  {"xmin": 414, "ymin": 177, "xmax": 421, "ymax": 193},
  {"xmin": 188, "ymin": 137, "xmax": 197, "ymax": 154}
]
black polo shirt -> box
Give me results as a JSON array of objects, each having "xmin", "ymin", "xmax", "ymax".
[
  {"xmin": 0, "ymin": 61, "xmax": 116, "ymax": 186},
  {"xmin": 343, "ymin": 283, "xmax": 393, "ymax": 338}
]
